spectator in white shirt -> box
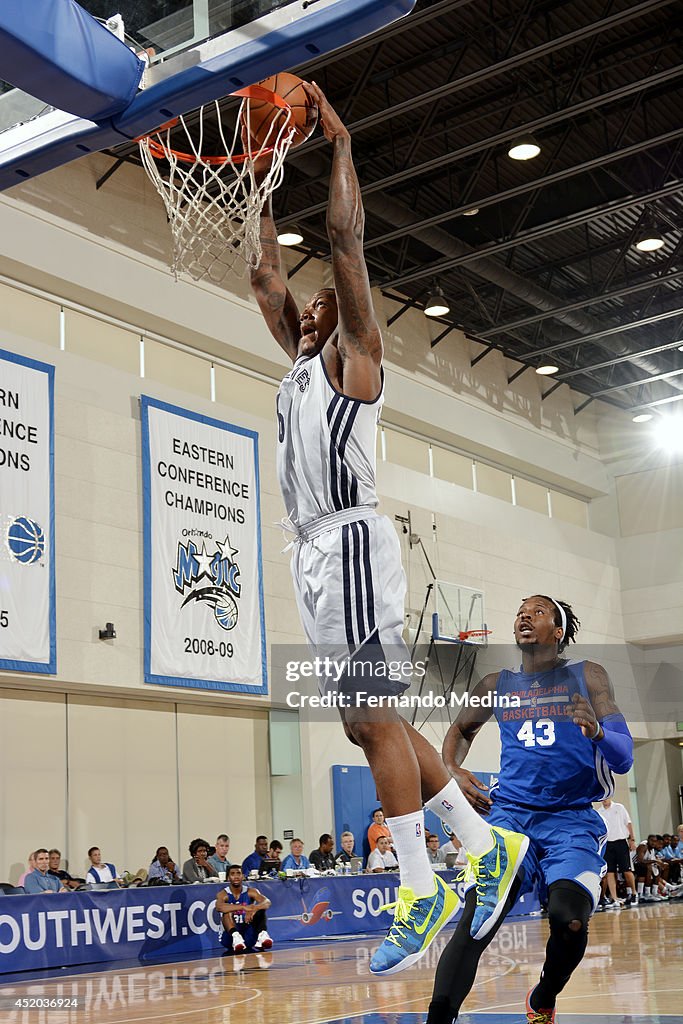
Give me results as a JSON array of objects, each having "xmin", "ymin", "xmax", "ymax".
[
  {"xmin": 367, "ymin": 836, "xmax": 399, "ymax": 872},
  {"xmin": 598, "ymin": 799, "xmax": 637, "ymax": 907},
  {"xmin": 438, "ymin": 835, "xmax": 468, "ymax": 867},
  {"xmin": 86, "ymin": 847, "xmax": 120, "ymax": 885}
]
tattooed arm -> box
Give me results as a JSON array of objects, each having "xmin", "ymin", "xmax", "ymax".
[
  {"xmin": 306, "ymin": 82, "xmax": 382, "ymax": 401},
  {"xmin": 573, "ymin": 661, "xmax": 621, "ymax": 738},
  {"xmin": 250, "ymin": 192, "xmax": 301, "ymax": 362},
  {"xmin": 572, "ymin": 661, "xmax": 633, "ymax": 773}
]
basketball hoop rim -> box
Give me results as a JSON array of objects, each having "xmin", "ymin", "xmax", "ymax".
[{"xmin": 136, "ymin": 84, "xmax": 294, "ymax": 166}]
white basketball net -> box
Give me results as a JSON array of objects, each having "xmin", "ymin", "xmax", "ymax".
[{"xmin": 138, "ymin": 91, "xmax": 296, "ymax": 283}]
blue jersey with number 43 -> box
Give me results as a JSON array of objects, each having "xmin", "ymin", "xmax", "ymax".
[{"xmin": 492, "ymin": 659, "xmax": 614, "ymax": 811}]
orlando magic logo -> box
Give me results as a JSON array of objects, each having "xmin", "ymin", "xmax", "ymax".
[
  {"xmin": 295, "ymin": 368, "xmax": 311, "ymax": 392},
  {"xmin": 173, "ymin": 535, "xmax": 241, "ymax": 631}
]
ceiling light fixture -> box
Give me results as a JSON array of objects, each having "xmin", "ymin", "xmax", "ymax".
[
  {"xmin": 463, "ymin": 207, "xmax": 479, "ymax": 216},
  {"xmin": 635, "ymin": 212, "xmax": 664, "ymax": 253},
  {"xmin": 424, "ymin": 283, "xmax": 450, "ymax": 318},
  {"xmin": 632, "ymin": 413, "xmax": 653, "ymax": 423},
  {"xmin": 508, "ymin": 134, "xmax": 541, "ymax": 161},
  {"xmin": 536, "ymin": 364, "xmax": 559, "ymax": 375},
  {"xmin": 277, "ymin": 225, "xmax": 304, "ymax": 246},
  {"xmin": 652, "ymin": 414, "xmax": 683, "ymax": 454}
]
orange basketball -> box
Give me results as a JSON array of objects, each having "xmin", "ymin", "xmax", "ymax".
[{"xmin": 243, "ymin": 72, "xmax": 318, "ymax": 150}]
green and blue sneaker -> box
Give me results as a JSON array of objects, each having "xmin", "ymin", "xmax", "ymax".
[
  {"xmin": 468, "ymin": 825, "xmax": 529, "ymax": 940},
  {"xmin": 369, "ymin": 873, "xmax": 460, "ymax": 976}
]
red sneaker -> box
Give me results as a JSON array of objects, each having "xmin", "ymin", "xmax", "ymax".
[{"xmin": 526, "ymin": 987, "xmax": 556, "ymax": 1023}]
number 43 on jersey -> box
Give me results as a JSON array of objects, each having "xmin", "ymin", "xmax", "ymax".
[{"xmin": 517, "ymin": 720, "xmax": 556, "ymax": 747}]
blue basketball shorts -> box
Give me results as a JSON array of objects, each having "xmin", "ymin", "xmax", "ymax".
[{"xmin": 487, "ymin": 799, "xmax": 608, "ymax": 909}]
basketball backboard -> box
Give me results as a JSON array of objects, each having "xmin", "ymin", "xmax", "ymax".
[
  {"xmin": 0, "ymin": 0, "xmax": 416, "ymax": 190},
  {"xmin": 433, "ymin": 580, "xmax": 488, "ymax": 646}
]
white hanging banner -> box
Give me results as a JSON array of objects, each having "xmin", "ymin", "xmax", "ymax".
[
  {"xmin": 0, "ymin": 347, "xmax": 56, "ymax": 673},
  {"xmin": 141, "ymin": 396, "xmax": 267, "ymax": 694}
]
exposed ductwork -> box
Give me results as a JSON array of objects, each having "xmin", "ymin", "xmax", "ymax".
[{"xmin": 291, "ymin": 146, "xmax": 681, "ymax": 395}]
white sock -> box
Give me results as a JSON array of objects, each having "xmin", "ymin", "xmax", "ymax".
[
  {"xmin": 650, "ymin": 885, "xmax": 658, "ymax": 896},
  {"xmin": 626, "ymin": 887, "xmax": 633, "ymax": 896},
  {"xmin": 386, "ymin": 811, "xmax": 435, "ymax": 897},
  {"xmin": 637, "ymin": 882, "xmax": 644, "ymax": 895},
  {"xmin": 425, "ymin": 779, "xmax": 493, "ymax": 857}
]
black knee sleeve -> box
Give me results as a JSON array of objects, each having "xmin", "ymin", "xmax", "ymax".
[
  {"xmin": 533, "ymin": 881, "xmax": 592, "ymax": 1009},
  {"xmin": 547, "ymin": 880, "xmax": 592, "ymax": 936}
]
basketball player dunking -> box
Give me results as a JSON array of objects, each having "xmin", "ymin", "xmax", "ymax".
[
  {"xmin": 249, "ymin": 81, "xmax": 528, "ymax": 975},
  {"xmin": 428, "ymin": 596, "xmax": 634, "ymax": 1022}
]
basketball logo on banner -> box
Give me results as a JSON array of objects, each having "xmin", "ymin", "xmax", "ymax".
[
  {"xmin": 7, "ymin": 516, "xmax": 46, "ymax": 564},
  {"xmin": 141, "ymin": 395, "xmax": 267, "ymax": 694}
]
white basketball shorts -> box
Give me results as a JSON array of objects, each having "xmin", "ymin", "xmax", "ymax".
[{"xmin": 290, "ymin": 511, "xmax": 411, "ymax": 696}]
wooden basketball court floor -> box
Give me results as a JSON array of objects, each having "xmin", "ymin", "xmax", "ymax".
[{"xmin": 1, "ymin": 902, "xmax": 681, "ymax": 1024}]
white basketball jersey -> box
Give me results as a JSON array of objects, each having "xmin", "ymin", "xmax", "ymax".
[{"xmin": 276, "ymin": 353, "xmax": 382, "ymax": 526}]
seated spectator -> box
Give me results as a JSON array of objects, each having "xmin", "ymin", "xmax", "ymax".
[
  {"xmin": 17, "ymin": 852, "xmax": 36, "ymax": 887},
  {"xmin": 48, "ymin": 849, "xmax": 81, "ymax": 889},
  {"xmin": 265, "ymin": 840, "xmax": 283, "ymax": 873},
  {"xmin": 216, "ymin": 864, "xmax": 273, "ymax": 954},
  {"xmin": 209, "ymin": 834, "xmax": 232, "ymax": 875},
  {"xmin": 367, "ymin": 836, "xmax": 399, "ymax": 872},
  {"xmin": 674, "ymin": 824, "xmax": 683, "ymax": 858},
  {"xmin": 242, "ymin": 836, "xmax": 269, "ymax": 876},
  {"xmin": 425, "ymin": 834, "xmax": 442, "ymax": 865},
  {"xmin": 281, "ymin": 838, "xmax": 310, "ymax": 872},
  {"xmin": 309, "ymin": 834, "xmax": 335, "ymax": 872},
  {"xmin": 660, "ymin": 833, "xmax": 681, "ymax": 885},
  {"xmin": 645, "ymin": 834, "xmax": 671, "ymax": 892},
  {"xmin": 183, "ymin": 839, "xmax": 219, "ymax": 883},
  {"xmin": 634, "ymin": 841, "xmax": 659, "ymax": 901},
  {"xmin": 25, "ymin": 849, "xmax": 66, "ymax": 894},
  {"xmin": 367, "ymin": 808, "xmax": 392, "ymax": 853},
  {"xmin": 335, "ymin": 831, "xmax": 361, "ymax": 868},
  {"xmin": 439, "ymin": 833, "xmax": 468, "ymax": 867},
  {"xmin": 148, "ymin": 846, "xmax": 182, "ymax": 884},
  {"xmin": 87, "ymin": 847, "xmax": 120, "ymax": 885}
]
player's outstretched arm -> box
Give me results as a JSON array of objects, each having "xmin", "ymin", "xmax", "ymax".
[
  {"xmin": 442, "ymin": 672, "xmax": 499, "ymax": 813},
  {"xmin": 305, "ymin": 82, "xmax": 382, "ymax": 402},
  {"xmin": 250, "ymin": 186, "xmax": 301, "ymax": 362},
  {"xmin": 572, "ymin": 661, "xmax": 634, "ymax": 774}
]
